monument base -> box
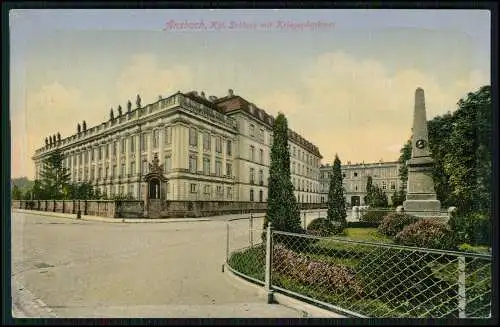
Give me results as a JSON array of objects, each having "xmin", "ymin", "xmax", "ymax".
[{"xmin": 403, "ymin": 199, "xmax": 442, "ymax": 217}]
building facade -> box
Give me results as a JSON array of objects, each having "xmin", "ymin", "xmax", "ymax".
[
  {"xmin": 319, "ymin": 161, "xmax": 402, "ymax": 206},
  {"xmin": 32, "ymin": 89, "xmax": 322, "ymax": 203}
]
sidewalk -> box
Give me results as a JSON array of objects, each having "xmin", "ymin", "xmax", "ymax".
[
  {"xmin": 11, "ymin": 209, "xmax": 210, "ymax": 224},
  {"xmin": 11, "ymin": 208, "xmax": 267, "ymax": 224}
]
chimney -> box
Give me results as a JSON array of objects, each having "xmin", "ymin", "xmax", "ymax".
[
  {"xmin": 200, "ymin": 91, "xmax": 206, "ymax": 99},
  {"xmin": 158, "ymin": 95, "xmax": 162, "ymax": 100},
  {"xmin": 228, "ymin": 89, "xmax": 234, "ymax": 97},
  {"xmin": 208, "ymin": 95, "xmax": 218, "ymax": 101}
]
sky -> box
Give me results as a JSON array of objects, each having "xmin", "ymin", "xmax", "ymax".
[{"xmin": 10, "ymin": 9, "xmax": 491, "ymax": 179}]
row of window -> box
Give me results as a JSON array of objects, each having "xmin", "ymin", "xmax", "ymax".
[
  {"xmin": 248, "ymin": 123, "xmax": 266, "ymax": 144},
  {"xmin": 321, "ymin": 169, "xmax": 398, "ymax": 180},
  {"xmin": 248, "ymin": 145, "xmax": 265, "ymax": 164},
  {"xmin": 295, "ymin": 193, "xmax": 321, "ymax": 203},
  {"xmin": 189, "ymin": 184, "xmax": 233, "ymax": 199},
  {"xmin": 188, "ymin": 153, "xmax": 232, "ymax": 177},
  {"xmin": 292, "ymin": 178, "xmax": 319, "ymax": 193},
  {"xmin": 291, "ymin": 161, "xmax": 318, "ymax": 179},
  {"xmin": 290, "ymin": 145, "xmax": 319, "ymax": 168},
  {"xmin": 319, "ymin": 181, "xmax": 398, "ymax": 192},
  {"xmin": 69, "ymin": 154, "xmax": 174, "ymax": 181},
  {"xmin": 66, "ymin": 127, "xmax": 174, "ymax": 167},
  {"xmin": 189, "ymin": 128, "xmax": 232, "ymax": 155},
  {"xmin": 249, "ymin": 167, "xmax": 265, "ymax": 185}
]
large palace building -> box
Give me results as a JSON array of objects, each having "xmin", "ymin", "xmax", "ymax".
[
  {"xmin": 319, "ymin": 160, "xmax": 402, "ymax": 206},
  {"xmin": 32, "ymin": 89, "xmax": 322, "ymax": 203}
]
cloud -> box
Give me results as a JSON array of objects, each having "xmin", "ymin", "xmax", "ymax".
[
  {"xmin": 12, "ymin": 82, "xmax": 82, "ymax": 178},
  {"xmin": 115, "ymin": 53, "xmax": 193, "ymax": 105},
  {"xmin": 254, "ymin": 50, "xmax": 489, "ymax": 164}
]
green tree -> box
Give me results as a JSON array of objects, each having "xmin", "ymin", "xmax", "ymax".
[
  {"xmin": 65, "ymin": 182, "xmax": 95, "ymax": 200},
  {"xmin": 327, "ymin": 154, "xmax": 347, "ymax": 229},
  {"xmin": 39, "ymin": 149, "xmax": 71, "ymax": 199},
  {"xmin": 364, "ymin": 176, "xmax": 374, "ymax": 205},
  {"xmin": 11, "ymin": 177, "xmax": 34, "ymax": 195},
  {"xmin": 397, "ymin": 138, "xmax": 412, "ymax": 192},
  {"xmin": 265, "ymin": 113, "xmax": 301, "ymax": 232},
  {"xmin": 364, "ymin": 176, "xmax": 389, "ymax": 207},
  {"xmin": 12, "ymin": 184, "xmax": 23, "ymax": 200},
  {"xmin": 428, "ymin": 112, "xmax": 455, "ymax": 207},
  {"xmin": 373, "ymin": 186, "xmax": 389, "ymax": 207},
  {"xmin": 31, "ymin": 179, "xmax": 45, "ymax": 199},
  {"xmin": 391, "ymin": 189, "xmax": 406, "ymax": 207},
  {"xmin": 444, "ymin": 86, "xmax": 491, "ymax": 214}
]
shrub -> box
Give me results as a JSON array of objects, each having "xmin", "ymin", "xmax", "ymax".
[
  {"xmin": 273, "ymin": 231, "xmax": 317, "ymax": 252},
  {"xmin": 357, "ymin": 247, "xmax": 456, "ymax": 316},
  {"xmin": 272, "ymin": 244, "xmax": 363, "ymax": 297},
  {"xmin": 306, "ymin": 218, "xmax": 343, "ymax": 236},
  {"xmin": 359, "ymin": 209, "xmax": 389, "ymax": 225},
  {"xmin": 449, "ymin": 211, "xmax": 491, "ymax": 246},
  {"xmin": 394, "ymin": 218, "xmax": 455, "ymax": 250},
  {"xmin": 377, "ymin": 212, "xmax": 419, "ymax": 237},
  {"xmin": 471, "ymin": 214, "xmax": 491, "ymax": 245}
]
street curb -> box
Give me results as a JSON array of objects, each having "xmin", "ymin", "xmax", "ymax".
[
  {"xmin": 222, "ymin": 263, "xmax": 344, "ymax": 318},
  {"xmin": 12, "ymin": 278, "xmax": 58, "ymax": 318},
  {"xmin": 12, "ymin": 209, "xmax": 210, "ymax": 224}
]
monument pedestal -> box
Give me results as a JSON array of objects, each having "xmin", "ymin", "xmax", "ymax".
[
  {"xmin": 403, "ymin": 199, "xmax": 442, "ymax": 216},
  {"xmin": 402, "ymin": 87, "xmax": 442, "ymax": 218}
]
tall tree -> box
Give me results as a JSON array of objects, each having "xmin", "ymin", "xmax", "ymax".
[
  {"xmin": 12, "ymin": 184, "xmax": 23, "ymax": 200},
  {"xmin": 427, "ymin": 112, "xmax": 455, "ymax": 207},
  {"xmin": 31, "ymin": 179, "xmax": 45, "ymax": 199},
  {"xmin": 364, "ymin": 176, "xmax": 389, "ymax": 207},
  {"xmin": 364, "ymin": 176, "xmax": 374, "ymax": 205},
  {"xmin": 327, "ymin": 154, "xmax": 347, "ymax": 228},
  {"xmin": 265, "ymin": 113, "xmax": 301, "ymax": 232},
  {"xmin": 39, "ymin": 149, "xmax": 71, "ymax": 199},
  {"xmin": 398, "ymin": 139, "xmax": 412, "ymax": 191},
  {"xmin": 443, "ymin": 85, "xmax": 492, "ymax": 214}
]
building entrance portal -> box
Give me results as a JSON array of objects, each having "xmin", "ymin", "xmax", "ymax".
[
  {"xmin": 351, "ymin": 196, "xmax": 361, "ymax": 206},
  {"xmin": 143, "ymin": 154, "xmax": 168, "ymax": 218},
  {"xmin": 149, "ymin": 178, "xmax": 160, "ymax": 199}
]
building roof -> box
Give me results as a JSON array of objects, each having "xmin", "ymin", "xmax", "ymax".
[
  {"xmin": 183, "ymin": 91, "xmax": 225, "ymax": 113},
  {"xmin": 320, "ymin": 160, "xmax": 399, "ymax": 169},
  {"xmin": 214, "ymin": 92, "xmax": 322, "ymax": 158}
]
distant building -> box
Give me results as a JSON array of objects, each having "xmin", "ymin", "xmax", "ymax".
[
  {"xmin": 32, "ymin": 89, "xmax": 322, "ymax": 203},
  {"xmin": 319, "ymin": 160, "xmax": 402, "ymax": 206}
]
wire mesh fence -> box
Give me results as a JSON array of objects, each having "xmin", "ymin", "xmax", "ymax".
[
  {"xmin": 226, "ymin": 215, "xmax": 267, "ymax": 284},
  {"xmin": 270, "ymin": 230, "xmax": 492, "ymax": 318}
]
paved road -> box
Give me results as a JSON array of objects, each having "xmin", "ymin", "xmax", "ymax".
[{"xmin": 11, "ymin": 211, "xmax": 304, "ymax": 318}]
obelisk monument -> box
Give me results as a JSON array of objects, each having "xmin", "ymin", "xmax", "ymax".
[{"xmin": 403, "ymin": 87, "xmax": 441, "ymax": 216}]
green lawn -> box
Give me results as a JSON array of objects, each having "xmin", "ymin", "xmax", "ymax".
[{"xmin": 343, "ymin": 227, "xmax": 393, "ymax": 243}]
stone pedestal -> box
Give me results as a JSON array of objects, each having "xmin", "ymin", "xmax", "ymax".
[{"xmin": 403, "ymin": 87, "xmax": 441, "ymax": 217}]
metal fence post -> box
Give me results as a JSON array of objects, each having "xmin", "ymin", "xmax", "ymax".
[
  {"xmin": 77, "ymin": 200, "xmax": 82, "ymax": 219},
  {"xmin": 249, "ymin": 213, "xmax": 254, "ymax": 248},
  {"xmin": 265, "ymin": 222, "xmax": 274, "ymax": 304},
  {"xmin": 458, "ymin": 256, "xmax": 466, "ymax": 318},
  {"xmin": 226, "ymin": 222, "xmax": 230, "ymax": 263},
  {"xmin": 303, "ymin": 211, "xmax": 306, "ymax": 230}
]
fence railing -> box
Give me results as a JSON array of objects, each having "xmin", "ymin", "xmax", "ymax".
[{"xmin": 225, "ymin": 221, "xmax": 492, "ymax": 318}]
